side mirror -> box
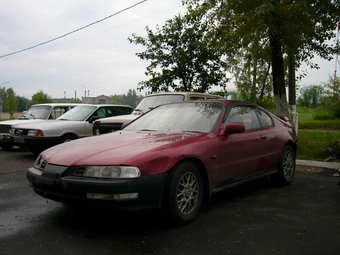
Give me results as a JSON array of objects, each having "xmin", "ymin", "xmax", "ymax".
[
  {"xmin": 222, "ymin": 122, "xmax": 245, "ymax": 135},
  {"xmin": 89, "ymin": 116, "xmax": 100, "ymax": 123}
]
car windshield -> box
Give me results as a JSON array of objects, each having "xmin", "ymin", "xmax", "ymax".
[
  {"xmin": 20, "ymin": 106, "xmax": 52, "ymax": 119},
  {"xmin": 125, "ymin": 102, "xmax": 224, "ymax": 133},
  {"xmin": 57, "ymin": 105, "xmax": 96, "ymax": 121},
  {"xmin": 133, "ymin": 94, "xmax": 185, "ymax": 114}
]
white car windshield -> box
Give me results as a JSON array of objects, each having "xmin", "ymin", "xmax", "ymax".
[
  {"xmin": 20, "ymin": 106, "xmax": 52, "ymax": 120},
  {"xmin": 133, "ymin": 95, "xmax": 185, "ymax": 114},
  {"xmin": 125, "ymin": 102, "xmax": 223, "ymax": 133},
  {"xmin": 57, "ymin": 105, "xmax": 96, "ymax": 121}
]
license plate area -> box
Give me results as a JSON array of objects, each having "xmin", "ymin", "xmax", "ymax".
[{"xmin": 14, "ymin": 137, "xmax": 25, "ymax": 143}]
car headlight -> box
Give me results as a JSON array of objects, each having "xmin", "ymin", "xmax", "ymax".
[
  {"xmin": 83, "ymin": 166, "xmax": 141, "ymax": 178},
  {"xmin": 28, "ymin": 130, "xmax": 44, "ymax": 137}
]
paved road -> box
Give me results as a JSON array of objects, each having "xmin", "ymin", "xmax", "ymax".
[{"xmin": 1, "ymin": 148, "xmax": 340, "ymax": 255}]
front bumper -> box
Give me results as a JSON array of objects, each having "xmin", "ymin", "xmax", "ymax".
[
  {"xmin": 0, "ymin": 134, "xmax": 13, "ymax": 143},
  {"xmin": 12, "ymin": 135, "xmax": 59, "ymax": 150},
  {"xmin": 27, "ymin": 164, "xmax": 167, "ymax": 211}
]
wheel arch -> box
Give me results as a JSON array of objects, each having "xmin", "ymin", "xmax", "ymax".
[
  {"xmin": 59, "ymin": 133, "xmax": 79, "ymax": 142},
  {"xmin": 171, "ymin": 157, "xmax": 212, "ymax": 209},
  {"xmin": 285, "ymin": 140, "xmax": 297, "ymax": 156}
]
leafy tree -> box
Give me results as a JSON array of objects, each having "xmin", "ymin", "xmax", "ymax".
[
  {"xmin": 3, "ymin": 88, "xmax": 18, "ymax": 118},
  {"xmin": 31, "ymin": 90, "xmax": 53, "ymax": 104},
  {"xmin": 297, "ymin": 85, "xmax": 325, "ymax": 107},
  {"xmin": 16, "ymin": 96, "xmax": 31, "ymax": 112},
  {"xmin": 0, "ymin": 86, "xmax": 7, "ymax": 106},
  {"xmin": 184, "ymin": 0, "xmax": 339, "ymax": 119},
  {"xmin": 129, "ymin": 14, "xmax": 230, "ymax": 93},
  {"xmin": 122, "ymin": 89, "xmax": 139, "ymax": 107},
  {"xmin": 323, "ymin": 76, "xmax": 340, "ymax": 119},
  {"xmin": 110, "ymin": 94, "xmax": 124, "ymax": 105}
]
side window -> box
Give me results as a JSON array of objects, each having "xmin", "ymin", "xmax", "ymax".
[
  {"xmin": 226, "ymin": 106, "xmax": 261, "ymax": 131},
  {"xmin": 116, "ymin": 107, "xmax": 133, "ymax": 115},
  {"xmin": 49, "ymin": 107, "xmax": 68, "ymax": 119},
  {"xmin": 256, "ymin": 108, "xmax": 273, "ymax": 128},
  {"xmin": 189, "ymin": 96, "xmax": 205, "ymax": 100},
  {"xmin": 94, "ymin": 108, "xmax": 106, "ymax": 118}
]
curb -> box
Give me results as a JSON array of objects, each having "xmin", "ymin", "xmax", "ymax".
[{"xmin": 296, "ymin": 160, "xmax": 340, "ymax": 170}]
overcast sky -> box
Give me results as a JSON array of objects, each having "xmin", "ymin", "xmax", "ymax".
[{"xmin": 0, "ymin": 0, "xmax": 338, "ymax": 100}]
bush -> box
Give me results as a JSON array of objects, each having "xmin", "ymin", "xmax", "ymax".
[{"xmin": 326, "ymin": 140, "xmax": 340, "ymax": 162}]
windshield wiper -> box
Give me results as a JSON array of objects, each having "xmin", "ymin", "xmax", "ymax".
[{"xmin": 134, "ymin": 109, "xmax": 144, "ymax": 114}]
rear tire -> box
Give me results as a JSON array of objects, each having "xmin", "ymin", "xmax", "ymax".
[
  {"xmin": 271, "ymin": 145, "xmax": 295, "ymax": 186},
  {"xmin": 161, "ymin": 161, "xmax": 203, "ymax": 225}
]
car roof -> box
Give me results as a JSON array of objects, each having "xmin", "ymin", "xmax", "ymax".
[
  {"xmin": 143, "ymin": 92, "xmax": 224, "ymax": 98},
  {"xmin": 78, "ymin": 104, "xmax": 133, "ymax": 107},
  {"xmin": 31, "ymin": 103, "xmax": 83, "ymax": 107}
]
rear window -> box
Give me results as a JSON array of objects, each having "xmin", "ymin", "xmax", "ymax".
[{"xmin": 134, "ymin": 95, "xmax": 185, "ymax": 114}]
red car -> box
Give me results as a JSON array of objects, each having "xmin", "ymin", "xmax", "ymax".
[{"xmin": 27, "ymin": 100, "xmax": 297, "ymax": 225}]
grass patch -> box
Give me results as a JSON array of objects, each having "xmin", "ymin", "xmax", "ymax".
[
  {"xmin": 297, "ymin": 129, "xmax": 340, "ymax": 161},
  {"xmin": 297, "ymin": 107, "xmax": 340, "ymax": 161}
]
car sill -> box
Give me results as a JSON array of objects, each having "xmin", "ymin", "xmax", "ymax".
[{"xmin": 211, "ymin": 170, "xmax": 278, "ymax": 194}]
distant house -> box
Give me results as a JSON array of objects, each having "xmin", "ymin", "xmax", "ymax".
[{"xmin": 82, "ymin": 95, "xmax": 110, "ymax": 104}]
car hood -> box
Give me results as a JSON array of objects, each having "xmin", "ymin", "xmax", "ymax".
[
  {"xmin": 42, "ymin": 131, "xmax": 205, "ymax": 167},
  {"xmin": 0, "ymin": 119, "xmax": 46, "ymax": 126},
  {"xmin": 98, "ymin": 114, "xmax": 139, "ymax": 124},
  {"xmin": 12, "ymin": 119, "xmax": 84, "ymax": 129}
]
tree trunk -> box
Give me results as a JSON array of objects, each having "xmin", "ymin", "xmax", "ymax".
[{"xmin": 269, "ymin": 7, "xmax": 290, "ymax": 118}]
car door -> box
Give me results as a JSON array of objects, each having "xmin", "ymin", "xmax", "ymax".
[
  {"xmin": 218, "ymin": 104, "xmax": 273, "ymax": 185},
  {"xmin": 84, "ymin": 107, "xmax": 115, "ymax": 135}
]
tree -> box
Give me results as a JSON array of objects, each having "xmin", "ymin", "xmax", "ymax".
[
  {"xmin": 129, "ymin": 14, "xmax": 230, "ymax": 93},
  {"xmin": 3, "ymin": 88, "xmax": 18, "ymax": 118},
  {"xmin": 323, "ymin": 76, "xmax": 340, "ymax": 119},
  {"xmin": 110, "ymin": 94, "xmax": 124, "ymax": 105},
  {"xmin": 297, "ymin": 85, "xmax": 325, "ymax": 107},
  {"xmin": 16, "ymin": 96, "xmax": 31, "ymax": 112},
  {"xmin": 31, "ymin": 90, "xmax": 53, "ymax": 104},
  {"xmin": 122, "ymin": 89, "xmax": 139, "ymax": 107},
  {"xmin": 184, "ymin": 0, "xmax": 339, "ymax": 118}
]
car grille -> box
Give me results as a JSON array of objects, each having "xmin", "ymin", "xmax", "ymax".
[
  {"xmin": 13, "ymin": 128, "xmax": 29, "ymax": 135},
  {"xmin": 0, "ymin": 124, "xmax": 11, "ymax": 133}
]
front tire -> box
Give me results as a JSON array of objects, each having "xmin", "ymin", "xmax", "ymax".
[
  {"xmin": 161, "ymin": 161, "xmax": 203, "ymax": 225},
  {"xmin": 271, "ymin": 145, "xmax": 295, "ymax": 186},
  {"xmin": 60, "ymin": 135, "xmax": 76, "ymax": 143},
  {"xmin": 0, "ymin": 142, "xmax": 14, "ymax": 150}
]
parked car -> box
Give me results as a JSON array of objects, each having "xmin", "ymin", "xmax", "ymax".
[
  {"xmin": 0, "ymin": 103, "xmax": 81, "ymax": 150},
  {"xmin": 10, "ymin": 104, "xmax": 133, "ymax": 153},
  {"xmin": 92, "ymin": 92, "xmax": 223, "ymax": 135},
  {"xmin": 27, "ymin": 100, "xmax": 297, "ymax": 225}
]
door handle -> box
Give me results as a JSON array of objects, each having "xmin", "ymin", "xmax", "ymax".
[{"xmin": 260, "ymin": 134, "xmax": 268, "ymax": 140}]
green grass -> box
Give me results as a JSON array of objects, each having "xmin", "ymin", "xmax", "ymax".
[
  {"xmin": 297, "ymin": 107, "xmax": 340, "ymax": 162},
  {"xmin": 297, "ymin": 129, "xmax": 340, "ymax": 161},
  {"xmin": 298, "ymin": 107, "xmax": 340, "ymax": 129}
]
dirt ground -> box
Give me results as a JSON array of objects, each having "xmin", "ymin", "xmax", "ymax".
[{"xmin": 0, "ymin": 112, "xmax": 23, "ymax": 119}]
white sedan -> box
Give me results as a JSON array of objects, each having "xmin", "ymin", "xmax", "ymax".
[{"xmin": 10, "ymin": 104, "xmax": 133, "ymax": 154}]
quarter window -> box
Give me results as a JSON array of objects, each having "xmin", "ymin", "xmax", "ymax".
[{"xmin": 256, "ymin": 108, "xmax": 273, "ymax": 128}]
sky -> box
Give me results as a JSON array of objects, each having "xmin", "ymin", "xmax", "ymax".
[{"xmin": 0, "ymin": 0, "xmax": 338, "ymax": 100}]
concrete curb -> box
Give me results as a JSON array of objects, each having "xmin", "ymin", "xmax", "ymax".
[{"xmin": 296, "ymin": 160, "xmax": 340, "ymax": 170}]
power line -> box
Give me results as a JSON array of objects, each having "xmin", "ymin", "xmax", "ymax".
[{"xmin": 0, "ymin": 0, "xmax": 147, "ymax": 59}]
